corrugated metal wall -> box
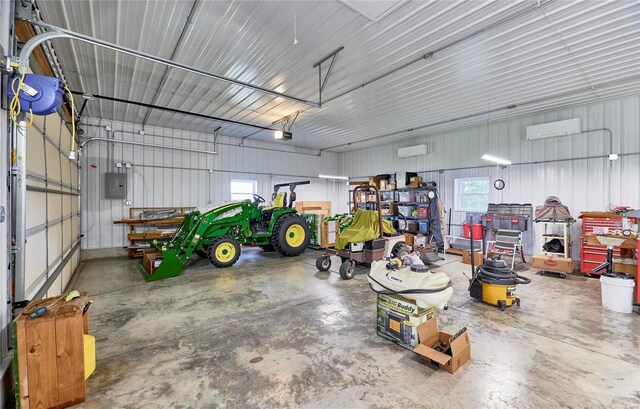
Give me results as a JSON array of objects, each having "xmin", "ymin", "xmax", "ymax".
[
  {"xmin": 338, "ymin": 94, "xmax": 640, "ymax": 257},
  {"xmin": 80, "ymin": 117, "xmax": 341, "ymax": 250}
]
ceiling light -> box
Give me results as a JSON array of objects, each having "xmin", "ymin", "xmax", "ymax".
[
  {"xmin": 608, "ymin": 153, "xmax": 619, "ymax": 161},
  {"xmin": 274, "ymin": 130, "xmax": 283, "ymax": 139},
  {"xmin": 481, "ymin": 154, "xmax": 512, "ymax": 165},
  {"xmin": 319, "ymin": 174, "xmax": 349, "ymax": 180},
  {"xmin": 68, "ymin": 151, "xmax": 76, "ymax": 160}
]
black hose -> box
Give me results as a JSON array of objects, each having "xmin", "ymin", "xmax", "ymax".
[{"xmin": 475, "ymin": 265, "xmax": 531, "ymax": 285}]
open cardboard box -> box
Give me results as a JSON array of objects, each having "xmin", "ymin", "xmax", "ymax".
[{"xmin": 413, "ymin": 316, "xmax": 471, "ymax": 374}]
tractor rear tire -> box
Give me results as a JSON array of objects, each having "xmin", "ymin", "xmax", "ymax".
[
  {"xmin": 207, "ymin": 237, "xmax": 241, "ymax": 268},
  {"xmin": 270, "ymin": 214, "xmax": 310, "ymax": 257}
]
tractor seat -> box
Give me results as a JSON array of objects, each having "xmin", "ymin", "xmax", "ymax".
[{"xmin": 262, "ymin": 191, "xmax": 287, "ymax": 212}]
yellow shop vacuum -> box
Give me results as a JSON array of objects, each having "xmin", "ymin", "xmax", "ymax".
[
  {"xmin": 467, "ymin": 225, "xmax": 530, "ymax": 311},
  {"xmin": 468, "ymin": 256, "xmax": 531, "ymax": 310}
]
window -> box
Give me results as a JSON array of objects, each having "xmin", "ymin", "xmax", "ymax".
[
  {"xmin": 230, "ymin": 179, "xmax": 257, "ymax": 201},
  {"xmin": 454, "ymin": 177, "xmax": 490, "ymax": 212}
]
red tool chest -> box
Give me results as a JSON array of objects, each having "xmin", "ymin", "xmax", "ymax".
[{"xmin": 580, "ymin": 213, "xmax": 624, "ymax": 275}]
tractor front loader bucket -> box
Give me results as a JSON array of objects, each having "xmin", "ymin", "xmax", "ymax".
[{"xmin": 137, "ymin": 248, "xmax": 188, "ymax": 282}]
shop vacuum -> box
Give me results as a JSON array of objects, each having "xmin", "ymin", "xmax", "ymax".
[{"xmin": 467, "ymin": 222, "xmax": 531, "ymax": 311}]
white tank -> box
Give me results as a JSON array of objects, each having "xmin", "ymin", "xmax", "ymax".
[{"xmin": 367, "ymin": 259, "xmax": 453, "ymax": 309}]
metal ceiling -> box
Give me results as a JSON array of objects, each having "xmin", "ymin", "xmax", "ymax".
[{"xmin": 33, "ymin": 0, "xmax": 640, "ymax": 152}]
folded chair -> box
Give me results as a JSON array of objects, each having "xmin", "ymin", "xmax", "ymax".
[{"xmin": 487, "ymin": 229, "xmax": 526, "ymax": 270}]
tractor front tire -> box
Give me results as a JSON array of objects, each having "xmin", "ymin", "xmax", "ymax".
[
  {"xmin": 271, "ymin": 214, "xmax": 310, "ymax": 257},
  {"xmin": 207, "ymin": 237, "xmax": 241, "ymax": 268}
]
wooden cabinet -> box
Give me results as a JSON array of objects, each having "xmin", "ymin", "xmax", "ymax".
[{"xmin": 14, "ymin": 294, "xmax": 91, "ymax": 409}]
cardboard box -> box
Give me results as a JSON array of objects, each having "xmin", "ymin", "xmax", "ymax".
[
  {"xmin": 414, "ymin": 317, "xmax": 471, "ymax": 374},
  {"xmin": 414, "ymin": 233, "xmax": 427, "ymax": 248},
  {"xmin": 532, "ymin": 255, "xmax": 573, "ymax": 273},
  {"xmin": 409, "ymin": 176, "xmax": 422, "ymax": 188},
  {"xmin": 387, "ymin": 183, "xmax": 396, "ymax": 190},
  {"xmin": 380, "ymin": 203, "xmax": 396, "ymax": 216},
  {"xmin": 613, "ymin": 261, "xmax": 637, "ymax": 275},
  {"xmin": 379, "ymin": 179, "xmax": 387, "ymax": 190},
  {"xmin": 377, "ymin": 294, "xmax": 435, "ymax": 350},
  {"xmin": 368, "ymin": 176, "xmax": 380, "ymax": 189},
  {"xmin": 462, "ymin": 249, "xmax": 483, "ymax": 265},
  {"xmin": 404, "ymin": 233, "xmax": 415, "ymax": 246},
  {"xmin": 143, "ymin": 249, "xmax": 163, "ymax": 275}
]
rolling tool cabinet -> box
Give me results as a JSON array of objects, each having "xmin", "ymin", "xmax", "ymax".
[{"xmin": 579, "ymin": 212, "xmax": 628, "ymax": 275}]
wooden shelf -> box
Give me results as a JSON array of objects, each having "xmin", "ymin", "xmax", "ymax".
[{"xmin": 114, "ymin": 206, "xmax": 195, "ymax": 258}]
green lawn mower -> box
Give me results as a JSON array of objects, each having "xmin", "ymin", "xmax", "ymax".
[{"xmin": 138, "ymin": 181, "xmax": 311, "ymax": 281}]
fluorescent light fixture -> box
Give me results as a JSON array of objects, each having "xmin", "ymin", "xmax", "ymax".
[
  {"xmin": 319, "ymin": 174, "xmax": 349, "ymax": 180},
  {"xmin": 68, "ymin": 151, "xmax": 76, "ymax": 160},
  {"xmin": 481, "ymin": 154, "xmax": 512, "ymax": 165},
  {"xmin": 274, "ymin": 130, "xmax": 283, "ymax": 139},
  {"xmin": 608, "ymin": 153, "xmax": 619, "ymax": 161}
]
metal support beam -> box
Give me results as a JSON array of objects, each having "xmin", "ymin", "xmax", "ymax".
[
  {"xmin": 141, "ymin": 0, "xmax": 200, "ymax": 126},
  {"xmin": 11, "ymin": 114, "xmax": 27, "ymax": 303},
  {"xmin": 313, "ymin": 46, "xmax": 343, "ymax": 105},
  {"xmin": 70, "ymin": 90, "xmax": 279, "ymax": 133},
  {"xmin": 79, "ymin": 137, "xmax": 217, "ymax": 155},
  {"xmin": 19, "ymin": 19, "xmax": 321, "ymax": 108},
  {"xmin": 26, "ymin": 186, "xmax": 80, "ymax": 197}
]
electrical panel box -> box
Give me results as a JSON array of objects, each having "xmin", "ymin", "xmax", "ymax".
[{"xmin": 105, "ymin": 172, "xmax": 126, "ymax": 199}]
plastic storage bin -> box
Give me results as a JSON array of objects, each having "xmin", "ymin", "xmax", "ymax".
[
  {"xmin": 419, "ymin": 222, "xmax": 429, "ymax": 234},
  {"xmin": 463, "ymin": 223, "xmax": 483, "ymax": 239},
  {"xmin": 600, "ymin": 273, "xmax": 635, "ymax": 313},
  {"xmin": 398, "ymin": 205, "xmax": 417, "ymax": 217}
]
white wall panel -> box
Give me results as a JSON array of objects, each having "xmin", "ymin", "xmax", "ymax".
[
  {"xmin": 24, "ymin": 231, "xmax": 47, "ymax": 292},
  {"xmin": 339, "ymin": 95, "xmax": 640, "ymax": 257},
  {"xmin": 24, "ymin": 113, "xmax": 81, "ymax": 301},
  {"xmin": 26, "ymin": 191, "xmax": 47, "ymax": 229},
  {"xmin": 81, "ymin": 118, "xmax": 341, "ymax": 250},
  {"xmin": 26, "ymin": 126, "xmax": 46, "ymax": 176},
  {"xmin": 45, "ymin": 142, "xmax": 61, "ymax": 182}
]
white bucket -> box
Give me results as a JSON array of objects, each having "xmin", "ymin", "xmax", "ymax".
[{"xmin": 600, "ymin": 274, "xmax": 635, "ymax": 314}]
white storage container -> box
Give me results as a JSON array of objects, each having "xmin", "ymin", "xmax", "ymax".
[
  {"xmin": 397, "ymin": 192, "xmax": 416, "ymax": 202},
  {"xmin": 600, "ymin": 274, "xmax": 635, "ymax": 314},
  {"xmin": 398, "ymin": 205, "xmax": 417, "ymax": 217}
]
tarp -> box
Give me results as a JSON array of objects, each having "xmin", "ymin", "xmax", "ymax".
[{"xmin": 335, "ymin": 209, "xmax": 396, "ymax": 250}]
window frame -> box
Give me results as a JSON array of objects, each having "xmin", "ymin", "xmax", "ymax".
[
  {"xmin": 230, "ymin": 179, "xmax": 257, "ymax": 202},
  {"xmin": 454, "ymin": 176, "xmax": 490, "ymax": 213}
]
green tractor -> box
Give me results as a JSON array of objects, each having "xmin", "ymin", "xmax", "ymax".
[{"xmin": 138, "ymin": 181, "xmax": 311, "ymax": 281}]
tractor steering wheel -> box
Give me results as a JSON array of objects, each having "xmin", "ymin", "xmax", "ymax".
[{"xmin": 252, "ymin": 193, "xmax": 266, "ymax": 207}]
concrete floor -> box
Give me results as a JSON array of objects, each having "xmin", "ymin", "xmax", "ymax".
[{"xmin": 70, "ymin": 249, "xmax": 640, "ymax": 409}]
